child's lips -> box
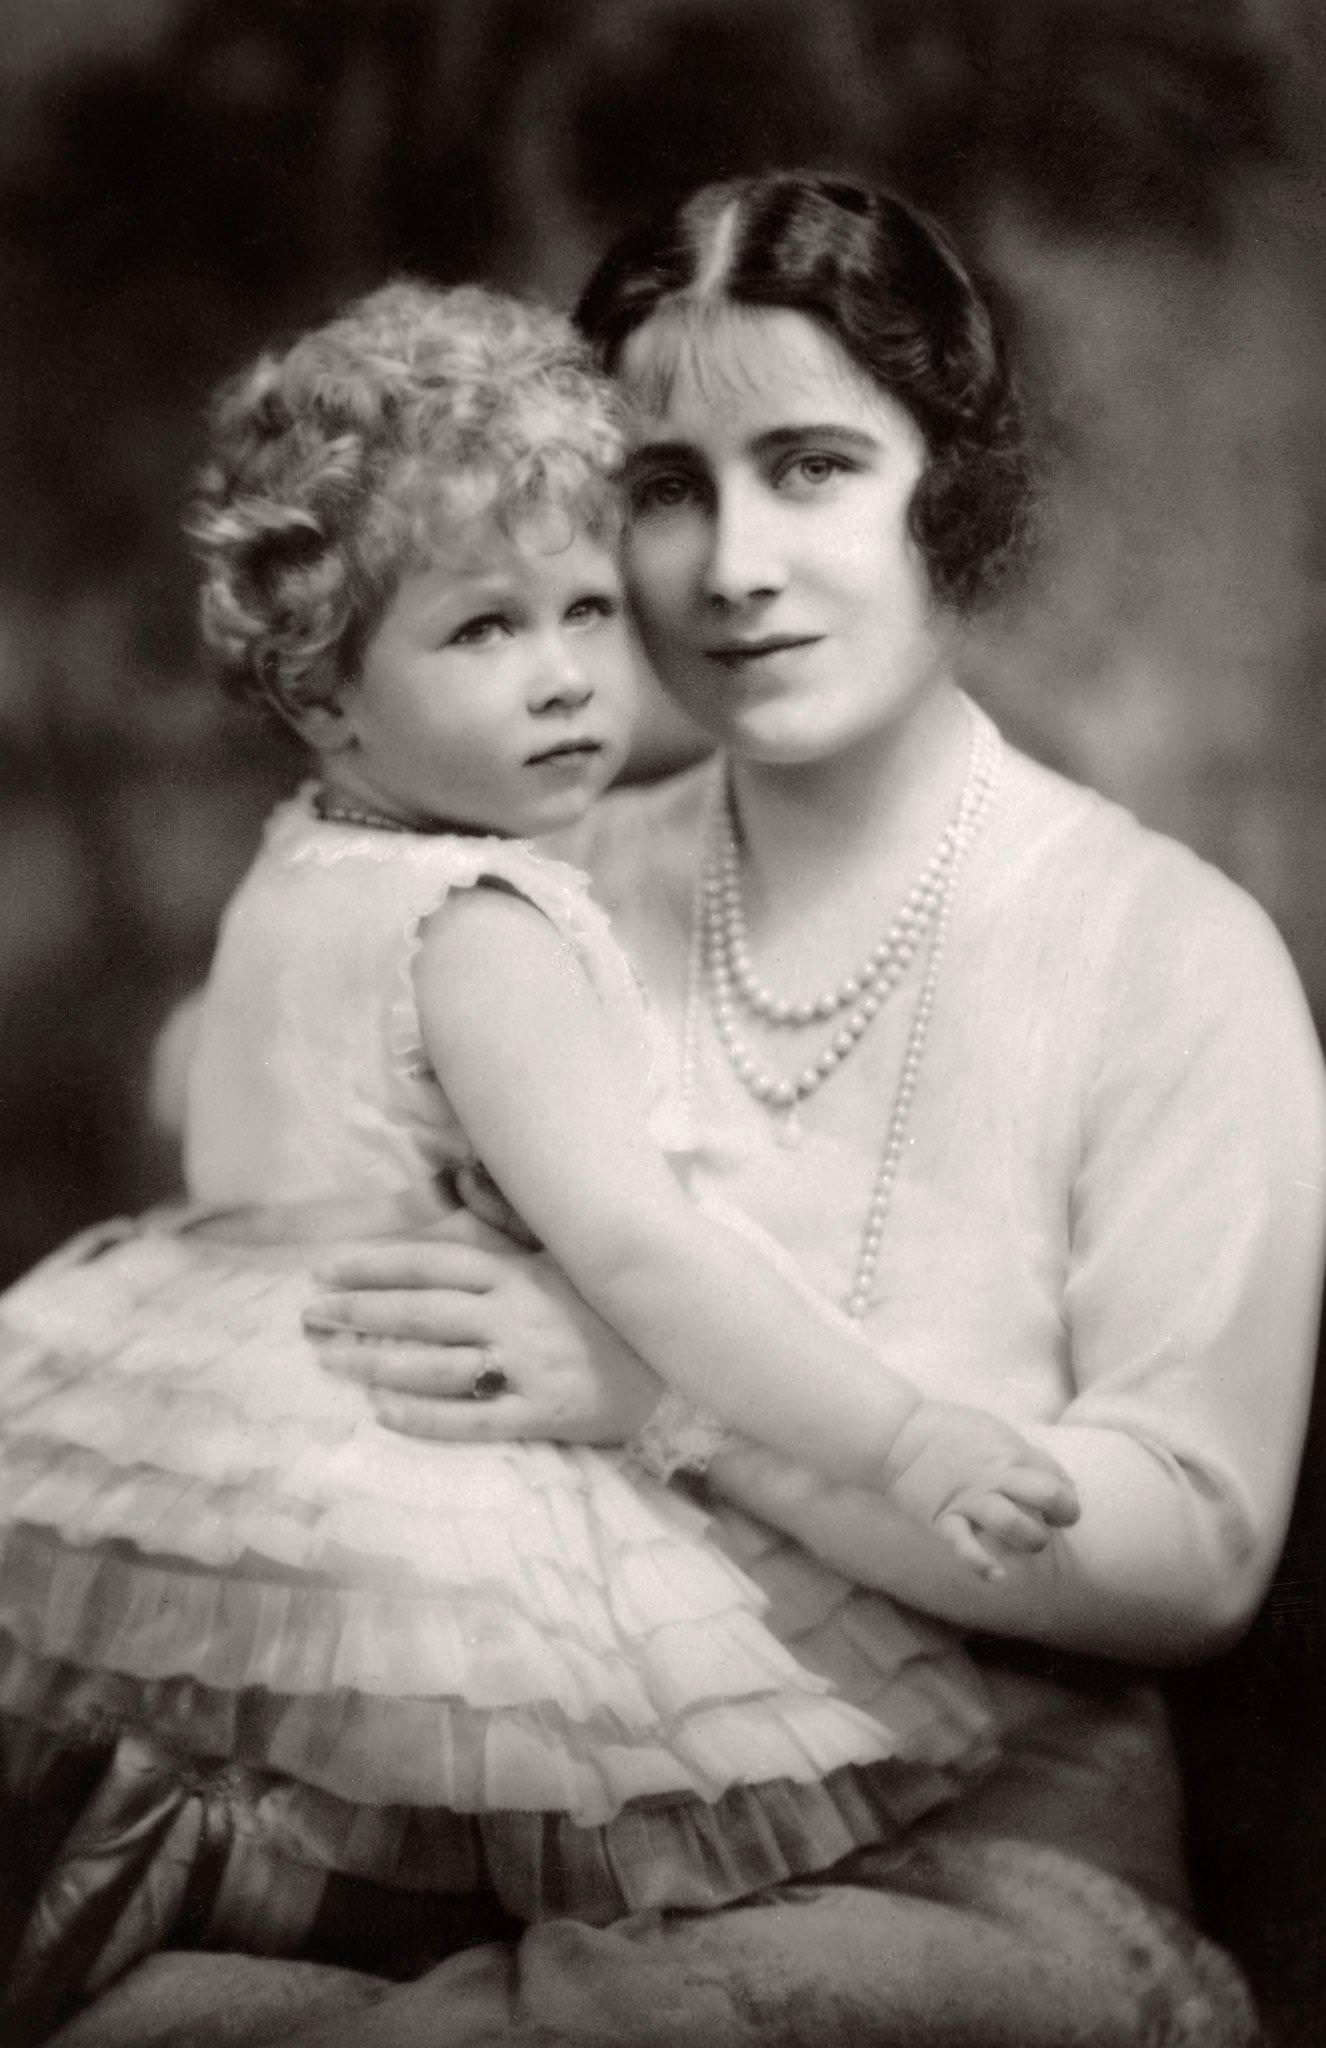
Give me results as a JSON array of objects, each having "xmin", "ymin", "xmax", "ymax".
[{"xmin": 525, "ymin": 738, "xmax": 606, "ymax": 767}]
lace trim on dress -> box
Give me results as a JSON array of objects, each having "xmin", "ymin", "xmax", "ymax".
[
  {"xmin": 248, "ymin": 788, "xmax": 686, "ymax": 1193},
  {"xmin": 627, "ymin": 1390, "xmax": 744, "ymax": 1482}
]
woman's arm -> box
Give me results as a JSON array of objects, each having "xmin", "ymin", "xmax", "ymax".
[
  {"xmin": 704, "ymin": 1430, "xmax": 1284, "ymax": 1667},
  {"xmin": 413, "ymin": 885, "xmax": 1073, "ymax": 1555},
  {"xmin": 318, "ymin": 854, "xmax": 1325, "ymax": 1661},
  {"xmin": 710, "ymin": 868, "xmax": 1326, "ymax": 1665},
  {"xmin": 316, "ymin": 1169, "xmax": 1321, "ymax": 1663}
]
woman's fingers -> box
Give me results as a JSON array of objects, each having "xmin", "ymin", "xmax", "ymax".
[
  {"xmin": 372, "ymin": 1390, "xmax": 540, "ymax": 1442},
  {"xmin": 306, "ymin": 1232, "xmax": 661, "ymax": 1444},
  {"xmin": 320, "ymin": 1340, "xmax": 495, "ymax": 1395},
  {"xmin": 304, "ymin": 1288, "xmax": 490, "ymax": 1345},
  {"xmin": 312, "ymin": 1236, "xmax": 498, "ymax": 1293},
  {"xmin": 188, "ymin": 1190, "xmax": 451, "ymax": 1246}
]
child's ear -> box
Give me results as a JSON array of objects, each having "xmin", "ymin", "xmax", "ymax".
[{"xmin": 287, "ymin": 697, "xmax": 358, "ymax": 753}]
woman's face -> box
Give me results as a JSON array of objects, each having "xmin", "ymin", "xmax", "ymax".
[{"xmin": 618, "ymin": 305, "xmax": 947, "ymax": 766}]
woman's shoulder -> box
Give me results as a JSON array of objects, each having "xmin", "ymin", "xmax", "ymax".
[
  {"xmin": 544, "ymin": 758, "xmax": 716, "ymax": 918},
  {"xmin": 553, "ymin": 758, "xmax": 714, "ymax": 852},
  {"xmin": 991, "ymin": 732, "xmax": 1317, "ymax": 1037},
  {"xmin": 997, "ymin": 735, "xmax": 1271, "ymax": 929}
]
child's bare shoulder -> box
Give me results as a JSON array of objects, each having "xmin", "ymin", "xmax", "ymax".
[{"xmin": 419, "ymin": 876, "xmax": 582, "ymax": 1000}]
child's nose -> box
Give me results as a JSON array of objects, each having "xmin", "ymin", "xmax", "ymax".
[{"xmin": 529, "ymin": 642, "xmax": 593, "ymax": 713}]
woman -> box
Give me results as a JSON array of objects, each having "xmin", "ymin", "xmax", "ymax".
[{"xmin": 61, "ymin": 173, "xmax": 1326, "ymax": 2045}]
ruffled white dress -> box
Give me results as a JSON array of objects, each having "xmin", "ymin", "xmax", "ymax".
[{"xmin": 0, "ymin": 794, "xmax": 994, "ymax": 1996}]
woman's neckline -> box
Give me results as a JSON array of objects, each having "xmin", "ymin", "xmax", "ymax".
[{"xmin": 718, "ymin": 684, "xmax": 985, "ymax": 931}]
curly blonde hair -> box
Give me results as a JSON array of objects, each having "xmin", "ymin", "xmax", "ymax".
[{"xmin": 191, "ymin": 281, "xmax": 626, "ymax": 719}]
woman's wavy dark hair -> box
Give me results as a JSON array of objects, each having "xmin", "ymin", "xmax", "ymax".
[{"xmin": 576, "ymin": 171, "xmax": 1035, "ymax": 612}]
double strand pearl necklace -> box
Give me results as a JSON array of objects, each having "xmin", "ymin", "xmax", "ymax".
[
  {"xmin": 681, "ymin": 704, "xmax": 1001, "ymax": 1318},
  {"xmin": 712, "ymin": 819, "xmax": 954, "ymax": 1031}
]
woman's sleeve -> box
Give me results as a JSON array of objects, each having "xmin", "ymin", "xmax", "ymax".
[
  {"xmin": 727, "ymin": 848, "xmax": 1326, "ymax": 1667},
  {"xmin": 1016, "ymin": 850, "xmax": 1326, "ymax": 1660}
]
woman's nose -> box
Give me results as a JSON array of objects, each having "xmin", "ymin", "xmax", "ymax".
[{"xmin": 701, "ymin": 483, "xmax": 785, "ymax": 609}]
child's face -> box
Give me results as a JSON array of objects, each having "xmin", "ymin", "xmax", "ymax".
[{"xmin": 324, "ymin": 519, "xmax": 635, "ymax": 836}]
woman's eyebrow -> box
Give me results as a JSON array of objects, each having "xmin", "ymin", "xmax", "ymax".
[
  {"xmin": 625, "ymin": 426, "xmax": 880, "ymax": 468},
  {"xmin": 753, "ymin": 425, "xmax": 879, "ymax": 455}
]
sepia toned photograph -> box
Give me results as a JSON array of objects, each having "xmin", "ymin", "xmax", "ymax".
[{"xmin": 0, "ymin": 4, "xmax": 1323, "ymax": 2043}]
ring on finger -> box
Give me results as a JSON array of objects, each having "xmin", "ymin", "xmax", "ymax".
[{"xmin": 469, "ymin": 1353, "xmax": 509, "ymax": 1401}]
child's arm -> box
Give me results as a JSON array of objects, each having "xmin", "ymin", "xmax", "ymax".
[{"xmin": 416, "ymin": 886, "xmax": 1076, "ymax": 1565}]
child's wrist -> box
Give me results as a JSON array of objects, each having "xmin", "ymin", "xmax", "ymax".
[{"xmin": 856, "ymin": 1388, "xmax": 927, "ymax": 1494}]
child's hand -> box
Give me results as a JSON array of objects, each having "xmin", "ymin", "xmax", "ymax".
[{"xmin": 884, "ymin": 1400, "xmax": 1080, "ymax": 1580}]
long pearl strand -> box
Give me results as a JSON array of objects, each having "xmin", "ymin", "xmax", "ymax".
[{"xmin": 682, "ymin": 705, "xmax": 1001, "ymax": 1318}]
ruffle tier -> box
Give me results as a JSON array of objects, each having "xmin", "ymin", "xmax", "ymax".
[
  {"xmin": 1, "ymin": 1521, "xmax": 921, "ymax": 1821},
  {"xmin": 0, "ymin": 1220, "xmax": 1000, "ymax": 1932},
  {"xmin": 0, "ymin": 1720, "xmax": 988, "ymax": 2018},
  {"xmin": 0, "ymin": 1228, "xmax": 994, "ymax": 1829}
]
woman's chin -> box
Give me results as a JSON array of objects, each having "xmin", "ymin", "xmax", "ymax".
[
  {"xmin": 691, "ymin": 692, "xmax": 949, "ymax": 771},
  {"xmin": 710, "ymin": 710, "xmax": 858, "ymax": 768}
]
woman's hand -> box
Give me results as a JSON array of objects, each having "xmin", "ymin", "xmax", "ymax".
[{"xmin": 303, "ymin": 1210, "xmax": 663, "ymax": 1444}]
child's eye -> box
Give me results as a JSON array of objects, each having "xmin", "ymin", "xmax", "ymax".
[
  {"xmin": 449, "ymin": 613, "xmax": 512, "ymax": 649},
  {"xmin": 565, "ymin": 592, "xmax": 621, "ymax": 626},
  {"xmin": 629, "ymin": 472, "xmax": 698, "ymax": 516}
]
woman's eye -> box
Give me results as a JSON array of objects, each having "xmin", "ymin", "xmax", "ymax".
[
  {"xmin": 449, "ymin": 613, "xmax": 511, "ymax": 649},
  {"xmin": 780, "ymin": 452, "xmax": 849, "ymax": 489}
]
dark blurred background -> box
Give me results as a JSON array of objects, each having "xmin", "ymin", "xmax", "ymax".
[{"xmin": 0, "ymin": 2, "xmax": 1323, "ymax": 2034}]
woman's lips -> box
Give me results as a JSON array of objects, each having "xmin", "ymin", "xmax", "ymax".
[{"xmin": 704, "ymin": 635, "xmax": 822, "ymax": 668}]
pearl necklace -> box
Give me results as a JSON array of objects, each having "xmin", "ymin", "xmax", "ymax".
[
  {"xmin": 702, "ymin": 708, "xmax": 1000, "ymax": 1127},
  {"xmin": 705, "ymin": 823, "xmax": 958, "ymax": 1115},
  {"xmin": 681, "ymin": 705, "xmax": 1001, "ymax": 1318},
  {"xmin": 711, "ymin": 820, "xmax": 955, "ymax": 1028},
  {"xmin": 314, "ymin": 793, "xmax": 428, "ymax": 834},
  {"xmin": 313, "ymin": 792, "xmax": 500, "ymax": 839}
]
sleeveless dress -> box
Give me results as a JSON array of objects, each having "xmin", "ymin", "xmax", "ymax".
[{"xmin": 0, "ymin": 792, "xmax": 995, "ymax": 2010}]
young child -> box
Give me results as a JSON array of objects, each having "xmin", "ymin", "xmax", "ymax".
[{"xmin": 0, "ymin": 283, "xmax": 1077, "ymax": 2008}]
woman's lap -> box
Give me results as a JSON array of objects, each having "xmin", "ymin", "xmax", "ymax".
[
  {"xmin": 935, "ymin": 1645, "xmax": 1193, "ymax": 1912},
  {"xmin": 36, "ymin": 1658, "xmax": 1258, "ymax": 2048},
  {"xmin": 46, "ymin": 1955, "xmax": 388, "ymax": 2048},
  {"xmin": 360, "ymin": 1835, "xmax": 1252, "ymax": 2048},
  {"xmin": 46, "ymin": 1835, "xmax": 1257, "ymax": 2048}
]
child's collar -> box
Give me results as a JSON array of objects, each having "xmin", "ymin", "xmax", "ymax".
[{"xmin": 312, "ymin": 789, "xmax": 505, "ymax": 839}]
